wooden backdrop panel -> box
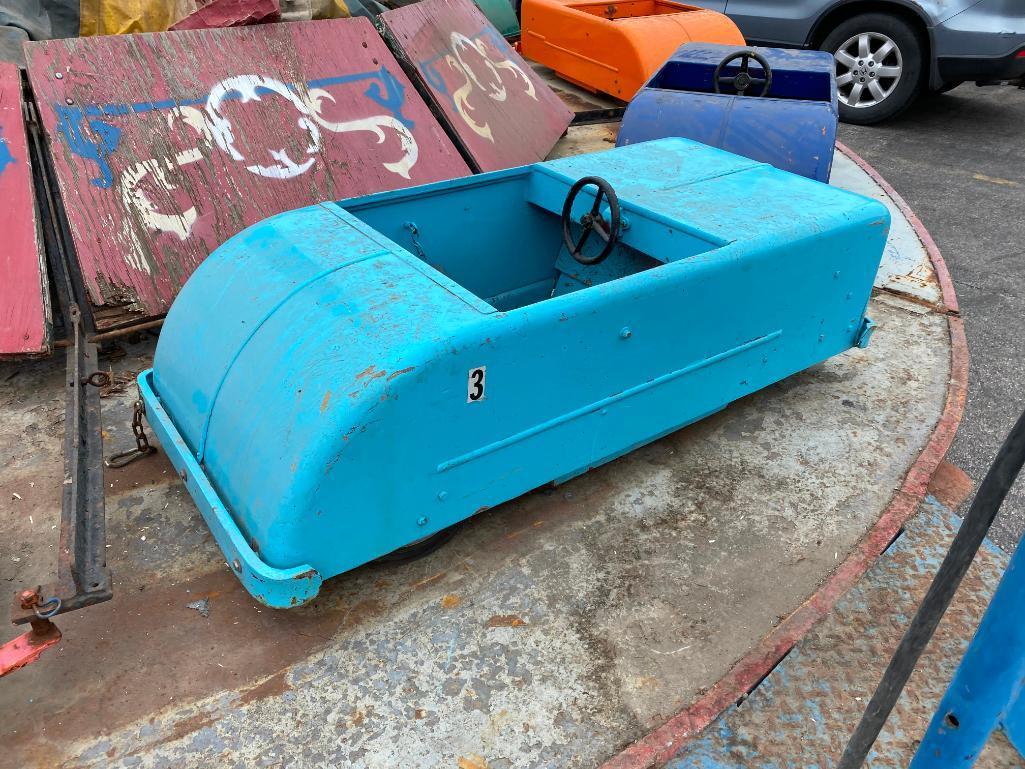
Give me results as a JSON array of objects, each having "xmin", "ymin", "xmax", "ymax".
[
  {"xmin": 25, "ymin": 19, "xmax": 471, "ymax": 326},
  {"xmin": 381, "ymin": 0, "xmax": 573, "ymax": 173}
]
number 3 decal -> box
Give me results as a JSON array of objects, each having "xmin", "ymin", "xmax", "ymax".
[{"xmin": 467, "ymin": 366, "xmax": 486, "ymax": 403}]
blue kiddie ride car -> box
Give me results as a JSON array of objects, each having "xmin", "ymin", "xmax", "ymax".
[
  {"xmin": 618, "ymin": 44, "xmax": 839, "ymax": 183},
  {"xmin": 139, "ymin": 138, "xmax": 888, "ymax": 608}
]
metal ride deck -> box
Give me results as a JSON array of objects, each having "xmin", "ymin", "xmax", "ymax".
[{"xmin": 0, "ymin": 131, "xmax": 960, "ymax": 767}]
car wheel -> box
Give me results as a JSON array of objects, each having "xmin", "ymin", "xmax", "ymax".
[{"xmin": 820, "ymin": 13, "xmax": 923, "ymax": 125}]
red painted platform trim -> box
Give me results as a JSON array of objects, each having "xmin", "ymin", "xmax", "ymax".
[{"xmin": 600, "ymin": 142, "xmax": 970, "ymax": 769}]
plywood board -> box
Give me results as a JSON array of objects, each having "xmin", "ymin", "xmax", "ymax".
[
  {"xmin": 381, "ymin": 0, "xmax": 572, "ymax": 173},
  {"xmin": 0, "ymin": 62, "xmax": 51, "ymax": 357},
  {"xmin": 24, "ymin": 18, "xmax": 471, "ymax": 325}
]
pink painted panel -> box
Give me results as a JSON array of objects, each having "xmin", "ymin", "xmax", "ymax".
[
  {"xmin": 24, "ymin": 18, "xmax": 471, "ymax": 325},
  {"xmin": 0, "ymin": 62, "xmax": 50, "ymax": 357},
  {"xmin": 381, "ymin": 0, "xmax": 573, "ymax": 173}
]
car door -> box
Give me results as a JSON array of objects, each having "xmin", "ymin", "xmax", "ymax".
[{"xmin": 719, "ymin": 0, "xmax": 822, "ymax": 46}]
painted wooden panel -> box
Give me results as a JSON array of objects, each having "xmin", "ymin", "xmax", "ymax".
[
  {"xmin": 24, "ymin": 18, "xmax": 471, "ymax": 325},
  {"xmin": 0, "ymin": 62, "xmax": 51, "ymax": 357},
  {"xmin": 381, "ymin": 0, "xmax": 573, "ymax": 173}
]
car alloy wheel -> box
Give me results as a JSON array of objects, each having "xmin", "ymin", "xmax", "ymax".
[{"xmin": 834, "ymin": 32, "xmax": 902, "ymax": 108}]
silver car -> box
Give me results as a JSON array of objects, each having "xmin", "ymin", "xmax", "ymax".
[{"xmin": 689, "ymin": 0, "xmax": 1025, "ymax": 124}]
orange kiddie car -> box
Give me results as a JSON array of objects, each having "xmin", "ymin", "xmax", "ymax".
[{"xmin": 521, "ymin": 0, "xmax": 745, "ymax": 100}]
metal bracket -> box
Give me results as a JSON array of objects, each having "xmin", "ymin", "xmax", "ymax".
[
  {"xmin": 11, "ymin": 304, "xmax": 112, "ymax": 625},
  {"xmin": 856, "ymin": 317, "xmax": 876, "ymax": 349}
]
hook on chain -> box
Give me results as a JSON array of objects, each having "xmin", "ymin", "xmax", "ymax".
[{"xmin": 105, "ymin": 399, "xmax": 157, "ymax": 468}]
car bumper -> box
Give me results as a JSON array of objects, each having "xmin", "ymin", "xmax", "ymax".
[{"xmin": 937, "ymin": 49, "xmax": 1025, "ymax": 84}]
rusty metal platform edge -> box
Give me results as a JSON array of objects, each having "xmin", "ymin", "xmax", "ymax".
[{"xmin": 599, "ymin": 142, "xmax": 969, "ymax": 769}]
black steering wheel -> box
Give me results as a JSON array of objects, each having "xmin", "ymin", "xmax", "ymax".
[
  {"xmin": 713, "ymin": 49, "xmax": 773, "ymax": 97},
  {"xmin": 561, "ymin": 176, "xmax": 621, "ymax": 266}
]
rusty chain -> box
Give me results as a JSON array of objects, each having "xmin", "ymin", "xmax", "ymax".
[{"xmin": 105, "ymin": 398, "xmax": 157, "ymax": 469}]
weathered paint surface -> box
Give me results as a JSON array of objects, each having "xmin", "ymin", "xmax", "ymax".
[
  {"xmin": 617, "ymin": 45, "xmax": 839, "ymax": 184},
  {"xmin": 381, "ymin": 0, "xmax": 573, "ymax": 172},
  {"xmin": 831, "ymin": 147, "xmax": 944, "ymax": 308},
  {"xmin": 0, "ymin": 623, "xmax": 61, "ymax": 677},
  {"xmin": 666, "ymin": 499, "xmax": 1023, "ymax": 769},
  {"xmin": 23, "ymin": 19, "xmax": 470, "ymax": 325},
  {"xmin": 0, "ymin": 62, "xmax": 50, "ymax": 357},
  {"xmin": 169, "ymin": 0, "xmax": 282, "ymax": 31}
]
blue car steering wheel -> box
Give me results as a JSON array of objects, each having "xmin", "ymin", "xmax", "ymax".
[{"xmin": 714, "ymin": 49, "xmax": 773, "ymax": 97}]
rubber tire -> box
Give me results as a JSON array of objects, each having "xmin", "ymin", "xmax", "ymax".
[
  {"xmin": 820, "ymin": 12, "xmax": 923, "ymax": 125},
  {"xmin": 374, "ymin": 524, "xmax": 461, "ymax": 564}
]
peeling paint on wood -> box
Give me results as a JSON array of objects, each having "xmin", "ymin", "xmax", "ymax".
[
  {"xmin": 169, "ymin": 0, "xmax": 282, "ymax": 31},
  {"xmin": 381, "ymin": 0, "xmax": 573, "ymax": 173},
  {"xmin": 0, "ymin": 62, "xmax": 51, "ymax": 357},
  {"xmin": 23, "ymin": 19, "xmax": 471, "ymax": 324}
]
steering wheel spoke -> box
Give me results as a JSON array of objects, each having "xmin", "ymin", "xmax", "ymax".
[
  {"xmin": 574, "ymin": 225, "xmax": 593, "ymax": 253},
  {"xmin": 561, "ymin": 176, "xmax": 621, "ymax": 266}
]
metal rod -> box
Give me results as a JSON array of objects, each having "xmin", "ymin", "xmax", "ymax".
[
  {"xmin": 90, "ymin": 318, "xmax": 165, "ymax": 343},
  {"xmin": 838, "ymin": 406, "xmax": 1025, "ymax": 768}
]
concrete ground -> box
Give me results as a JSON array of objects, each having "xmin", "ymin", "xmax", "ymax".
[{"xmin": 838, "ymin": 83, "xmax": 1025, "ymax": 552}]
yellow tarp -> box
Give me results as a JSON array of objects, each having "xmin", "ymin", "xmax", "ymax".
[{"xmin": 80, "ymin": 0, "xmax": 350, "ymax": 36}]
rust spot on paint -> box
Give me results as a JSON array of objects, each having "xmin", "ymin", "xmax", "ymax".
[
  {"xmin": 237, "ymin": 669, "xmax": 291, "ymax": 707},
  {"xmin": 412, "ymin": 571, "xmax": 446, "ymax": 590},
  {"xmin": 131, "ymin": 711, "xmax": 218, "ymax": 756},
  {"xmin": 387, "ymin": 366, "xmax": 415, "ymax": 381},
  {"xmin": 320, "ymin": 390, "xmax": 332, "ymax": 413},
  {"xmin": 928, "ymin": 460, "xmax": 974, "ymax": 511},
  {"xmin": 440, "ymin": 594, "xmax": 462, "ymax": 609},
  {"xmin": 486, "ymin": 614, "xmax": 527, "ymax": 627},
  {"xmin": 355, "ymin": 365, "xmax": 387, "ymax": 381}
]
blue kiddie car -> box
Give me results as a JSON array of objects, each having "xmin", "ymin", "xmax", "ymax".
[
  {"xmin": 139, "ymin": 138, "xmax": 889, "ymax": 608},
  {"xmin": 617, "ymin": 44, "xmax": 839, "ymax": 183}
]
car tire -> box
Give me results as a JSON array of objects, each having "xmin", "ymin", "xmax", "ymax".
[{"xmin": 820, "ymin": 12, "xmax": 923, "ymax": 125}]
